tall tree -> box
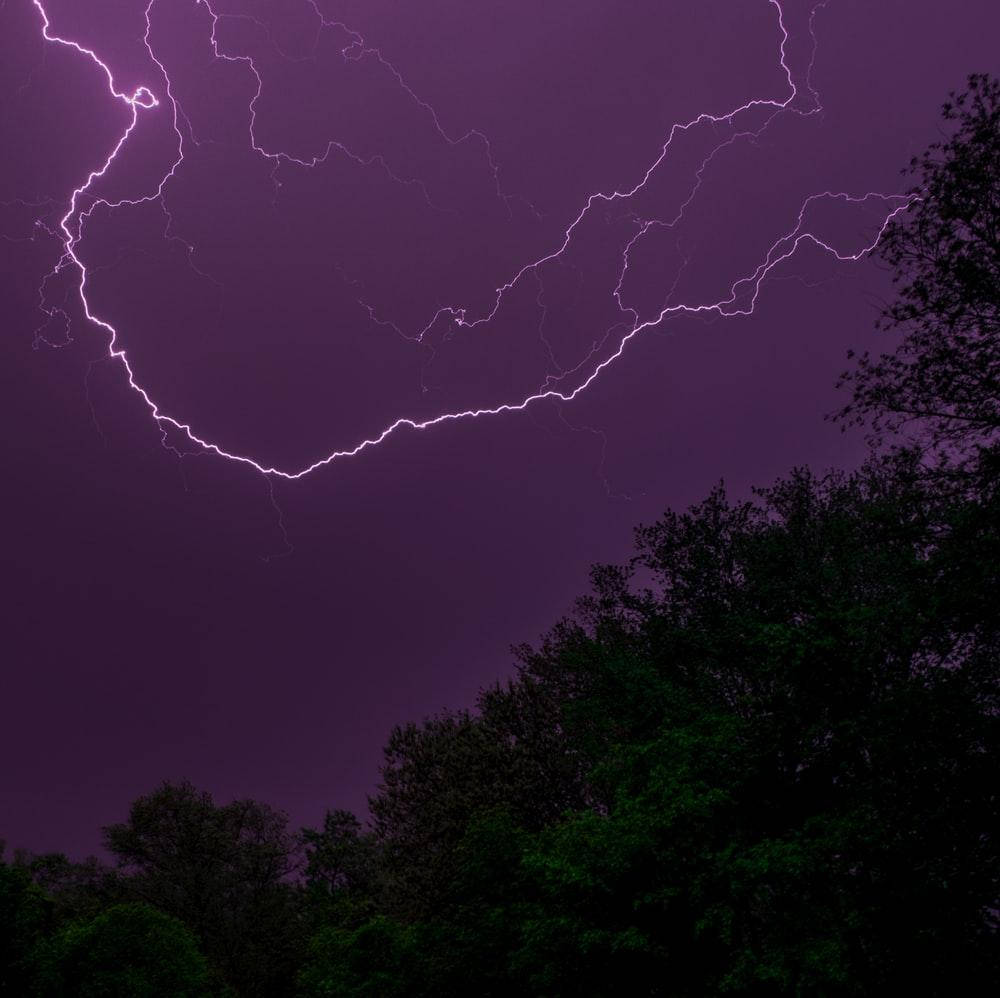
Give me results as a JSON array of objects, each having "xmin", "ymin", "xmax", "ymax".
[
  {"xmin": 103, "ymin": 781, "xmax": 304, "ymax": 996},
  {"xmin": 837, "ymin": 74, "xmax": 1000, "ymax": 462},
  {"xmin": 365, "ymin": 696, "xmax": 588, "ymax": 923},
  {"xmin": 302, "ymin": 458, "xmax": 999, "ymax": 994},
  {"xmin": 31, "ymin": 903, "xmax": 210, "ymax": 998},
  {"xmin": 0, "ymin": 850, "xmax": 47, "ymax": 996},
  {"xmin": 504, "ymin": 459, "xmax": 999, "ymax": 993}
]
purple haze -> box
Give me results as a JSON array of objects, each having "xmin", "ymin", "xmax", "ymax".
[{"xmin": 1, "ymin": 0, "xmax": 997, "ymax": 856}]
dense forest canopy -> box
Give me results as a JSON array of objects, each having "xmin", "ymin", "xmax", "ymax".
[{"xmin": 3, "ymin": 77, "xmax": 999, "ymax": 996}]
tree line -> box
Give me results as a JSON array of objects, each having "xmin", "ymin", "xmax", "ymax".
[{"xmin": 2, "ymin": 75, "xmax": 999, "ymax": 996}]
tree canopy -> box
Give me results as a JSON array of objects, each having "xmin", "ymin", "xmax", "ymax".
[
  {"xmin": 837, "ymin": 73, "xmax": 1000, "ymax": 462},
  {"xmin": 31, "ymin": 903, "xmax": 210, "ymax": 998}
]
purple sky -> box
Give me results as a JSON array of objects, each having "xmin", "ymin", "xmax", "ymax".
[{"xmin": 2, "ymin": 0, "xmax": 998, "ymax": 857}]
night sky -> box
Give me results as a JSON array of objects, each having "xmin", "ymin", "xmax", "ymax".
[{"xmin": 2, "ymin": 0, "xmax": 998, "ymax": 857}]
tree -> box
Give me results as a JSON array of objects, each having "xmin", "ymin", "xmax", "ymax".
[
  {"xmin": 0, "ymin": 849, "xmax": 48, "ymax": 996},
  {"xmin": 837, "ymin": 74, "xmax": 1000, "ymax": 462},
  {"xmin": 299, "ymin": 916, "xmax": 422, "ymax": 998},
  {"xmin": 31, "ymin": 902, "xmax": 209, "ymax": 997},
  {"xmin": 19, "ymin": 851, "xmax": 123, "ymax": 926},
  {"xmin": 302, "ymin": 809, "xmax": 380, "ymax": 931},
  {"xmin": 502, "ymin": 460, "xmax": 999, "ymax": 993},
  {"xmin": 103, "ymin": 781, "xmax": 304, "ymax": 996},
  {"xmin": 366, "ymin": 699, "xmax": 587, "ymax": 922},
  {"xmin": 325, "ymin": 457, "xmax": 998, "ymax": 995}
]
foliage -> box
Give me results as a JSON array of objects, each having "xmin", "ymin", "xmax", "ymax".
[
  {"xmin": 298, "ymin": 916, "xmax": 421, "ymax": 997},
  {"xmin": 837, "ymin": 73, "xmax": 1000, "ymax": 460},
  {"xmin": 31, "ymin": 902, "xmax": 210, "ymax": 997},
  {"xmin": 299, "ymin": 454, "xmax": 998, "ymax": 994},
  {"xmin": 104, "ymin": 781, "xmax": 305, "ymax": 997},
  {"xmin": 0, "ymin": 850, "xmax": 48, "ymax": 995}
]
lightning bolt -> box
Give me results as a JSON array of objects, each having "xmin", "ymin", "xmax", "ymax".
[{"xmin": 23, "ymin": 0, "xmax": 912, "ymax": 481}]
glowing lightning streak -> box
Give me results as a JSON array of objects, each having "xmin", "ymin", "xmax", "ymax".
[
  {"xmin": 29, "ymin": 0, "xmax": 913, "ymax": 480},
  {"xmin": 196, "ymin": 0, "xmax": 538, "ymax": 216}
]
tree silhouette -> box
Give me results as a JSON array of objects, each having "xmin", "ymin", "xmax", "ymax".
[
  {"xmin": 838, "ymin": 74, "xmax": 1000, "ymax": 463},
  {"xmin": 104, "ymin": 781, "xmax": 304, "ymax": 997},
  {"xmin": 31, "ymin": 903, "xmax": 209, "ymax": 998}
]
